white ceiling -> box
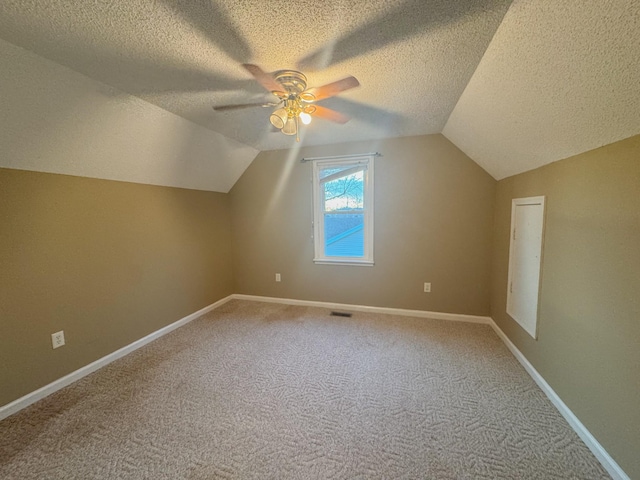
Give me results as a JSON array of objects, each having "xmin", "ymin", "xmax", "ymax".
[
  {"xmin": 444, "ymin": 0, "xmax": 640, "ymax": 179},
  {"xmin": 0, "ymin": 37, "xmax": 258, "ymax": 192},
  {"xmin": 0, "ymin": 0, "xmax": 639, "ymax": 182}
]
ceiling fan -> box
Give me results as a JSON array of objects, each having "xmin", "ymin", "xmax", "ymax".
[{"xmin": 213, "ymin": 64, "xmax": 360, "ymax": 141}]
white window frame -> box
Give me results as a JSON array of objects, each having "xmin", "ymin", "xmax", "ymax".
[{"xmin": 312, "ymin": 155, "xmax": 374, "ymax": 266}]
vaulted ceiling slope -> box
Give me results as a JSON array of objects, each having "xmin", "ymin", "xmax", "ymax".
[
  {"xmin": 0, "ymin": 0, "xmax": 639, "ymax": 186},
  {"xmin": 444, "ymin": 0, "xmax": 640, "ymax": 179},
  {"xmin": 0, "ymin": 38, "xmax": 258, "ymax": 193}
]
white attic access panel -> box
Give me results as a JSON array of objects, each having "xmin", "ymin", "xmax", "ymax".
[{"xmin": 507, "ymin": 196, "xmax": 546, "ymax": 339}]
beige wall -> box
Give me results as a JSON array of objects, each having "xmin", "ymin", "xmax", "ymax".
[
  {"xmin": 491, "ymin": 134, "xmax": 640, "ymax": 478},
  {"xmin": 0, "ymin": 168, "xmax": 234, "ymax": 406},
  {"xmin": 229, "ymin": 134, "xmax": 496, "ymax": 315}
]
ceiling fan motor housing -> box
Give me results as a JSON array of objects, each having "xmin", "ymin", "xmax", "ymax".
[{"xmin": 274, "ymin": 70, "xmax": 308, "ymax": 94}]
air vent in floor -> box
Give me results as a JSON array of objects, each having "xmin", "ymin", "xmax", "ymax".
[{"xmin": 330, "ymin": 311, "xmax": 352, "ymax": 318}]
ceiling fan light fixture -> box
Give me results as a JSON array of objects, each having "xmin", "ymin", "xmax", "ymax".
[
  {"xmin": 282, "ymin": 116, "xmax": 297, "ymax": 135},
  {"xmin": 270, "ymin": 108, "xmax": 287, "ymax": 129},
  {"xmin": 299, "ymin": 112, "xmax": 312, "ymax": 125}
]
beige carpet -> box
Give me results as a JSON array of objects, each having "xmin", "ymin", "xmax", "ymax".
[{"xmin": 0, "ymin": 300, "xmax": 609, "ymax": 479}]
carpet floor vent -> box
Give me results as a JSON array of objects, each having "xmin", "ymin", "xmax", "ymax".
[{"xmin": 330, "ymin": 311, "xmax": 352, "ymax": 318}]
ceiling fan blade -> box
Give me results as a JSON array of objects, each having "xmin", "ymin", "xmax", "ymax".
[
  {"xmin": 307, "ymin": 76, "xmax": 360, "ymax": 101},
  {"xmin": 242, "ymin": 64, "xmax": 284, "ymax": 94},
  {"xmin": 214, "ymin": 102, "xmax": 279, "ymax": 111},
  {"xmin": 312, "ymin": 105, "xmax": 351, "ymax": 124}
]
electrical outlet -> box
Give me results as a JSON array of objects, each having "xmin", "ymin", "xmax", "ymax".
[
  {"xmin": 275, "ymin": 273, "xmax": 281, "ymax": 282},
  {"xmin": 51, "ymin": 331, "xmax": 65, "ymax": 349},
  {"xmin": 423, "ymin": 282, "xmax": 431, "ymax": 293}
]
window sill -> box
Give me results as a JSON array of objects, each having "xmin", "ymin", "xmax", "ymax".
[{"xmin": 313, "ymin": 258, "xmax": 374, "ymax": 267}]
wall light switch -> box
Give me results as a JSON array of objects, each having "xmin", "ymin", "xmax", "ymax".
[
  {"xmin": 275, "ymin": 273, "xmax": 281, "ymax": 282},
  {"xmin": 52, "ymin": 331, "xmax": 65, "ymax": 349}
]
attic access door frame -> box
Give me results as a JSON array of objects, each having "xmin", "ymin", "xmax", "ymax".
[{"xmin": 506, "ymin": 196, "xmax": 546, "ymax": 339}]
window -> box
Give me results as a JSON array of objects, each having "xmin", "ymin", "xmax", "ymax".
[{"xmin": 312, "ymin": 155, "xmax": 374, "ymax": 265}]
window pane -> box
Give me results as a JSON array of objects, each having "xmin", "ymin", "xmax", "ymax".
[
  {"xmin": 322, "ymin": 169, "xmax": 364, "ymax": 212},
  {"xmin": 319, "ymin": 165, "xmax": 353, "ymax": 180},
  {"xmin": 324, "ymin": 213, "xmax": 364, "ymax": 257},
  {"xmin": 320, "ymin": 164, "xmax": 366, "ymax": 258}
]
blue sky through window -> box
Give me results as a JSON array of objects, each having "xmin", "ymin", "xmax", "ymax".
[{"xmin": 321, "ymin": 166, "xmax": 364, "ymax": 257}]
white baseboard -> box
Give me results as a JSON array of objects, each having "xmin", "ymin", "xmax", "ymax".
[
  {"xmin": 231, "ymin": 294, "xmax": 492, "ymax": 324},
  {"xmin": 0, "ymin": 295, "xmax": 233, "ymax": 421},
  {"xmin": 488, "ymin": 318, "xmax": 629, "ymax": 480},
  {"xmin": 1, "ymin": 294, "xmax": 487, "ymax": 421}
]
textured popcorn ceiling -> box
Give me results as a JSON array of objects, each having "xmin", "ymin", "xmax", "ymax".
[
  {"xmin": 0, "ymin": 38, "xmax": 258, "ymax": 193},
  {"xmin": 1, "ymin": 0, "xmax": 639, "ymax": 181},
  {"xmin": 444, "ymin": 0, "xmax": 640, "ymax": 179},
  {"xmin": 0, "ymin": 0, "xmax": 512, "ymax": 152}
]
